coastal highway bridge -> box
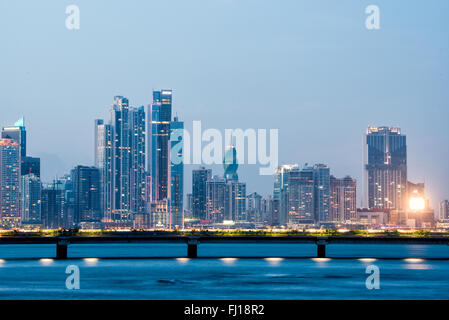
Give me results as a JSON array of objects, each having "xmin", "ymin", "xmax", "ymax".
[{"xmin": 0, "ymin": 233, "xmax": 448, "ymax": 259}]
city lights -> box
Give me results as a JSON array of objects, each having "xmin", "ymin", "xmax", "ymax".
[{"xmin": 409, "ymin": 197, "xmax": 425, "ymax": 211}]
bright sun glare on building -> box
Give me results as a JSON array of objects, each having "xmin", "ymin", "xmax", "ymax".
[{"xmin": 409, "ymin": 197, "xmax": 425, "ymax": 211}]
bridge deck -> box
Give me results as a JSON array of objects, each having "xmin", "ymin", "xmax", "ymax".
[{"xmin": 0, "ymin": 234, "xmax": 447, "ymax": 259}]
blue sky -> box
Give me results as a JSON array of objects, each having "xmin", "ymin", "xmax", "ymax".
[{"xmin": 1, "ymin": 0, "xmax": 448, "ymax": 209}]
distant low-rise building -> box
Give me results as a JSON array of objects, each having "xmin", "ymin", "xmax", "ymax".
[{"xmin": 356, "ymin": 209, "xmax": 389, "ymax": 226}]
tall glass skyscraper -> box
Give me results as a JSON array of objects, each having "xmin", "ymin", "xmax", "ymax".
[
  {"xmin": 130, "ymin": 106, "xmax": 146, "ymax": 216},
  {"xmin": 0, "ymin": 138, "xmax": 21, "ymax": 229},
  {"xmin": 148, "ymin": 90, "xmax": 172, "ymax": 201},
  {"xmin": 170, "ymin": 116, "xmax": 184, "ymax": 228},
  {"xmin": 2, "ymin": 118, "xmax": 40, "ymax": 177},
  {"xmin": 41, "ymin": 186, "xmax": 64, "ymax": 229},
  {"xmin": 223, "ymin": 145, "xmax": 246, "ymax": 222},
  {"xmin": 94, "ymin": 119, "xmax": 113, "ymax": 220},
  {"xmin": 313, "ymin": 164, "xmax": 331, "ymax": 222},
  {"xmin": 206, "ymin": 176, "xmax": 226, "ymax": 222},
  {"xmin": 72, "ymin": 165, "xmax": 101, "ymax": 226},
  {"xmin": 2, "ymin": 118, "xmax": 26, "ymax": 158},
  {"xmin": 363, "ymin": 126, "xmax": 407, "ymax": 210},
  {"xmin": 95, "ymin": 96, "xmax": 146, "ymax": 225},
  {"xmin": 20, "ymin": 173, "xmax": 41, "ymax": 225},
  {"xmin": 192, "ymin": 167, "xmax": 211, "ymax": 220},
  {"xmin": 274, "ymin": 164, "xmax": 299, "ymax": 225},
  {"xmin": 110, "ymin": 96, "xmax": 131, "ymax": 214}
]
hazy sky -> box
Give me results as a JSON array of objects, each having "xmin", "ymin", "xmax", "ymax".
[{"xmin": 1, "ymin": 0, "xmax": 448, "ymax": 209}]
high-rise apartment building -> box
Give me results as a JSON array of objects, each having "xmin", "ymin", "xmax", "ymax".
[
  {"xmin": 21, "ymin": 156, "xmax": 40, "ymax": 177},
  {"xmin": 41, "ymin": 186, "xmax": 64, "ymax": 229},
  {"xmin": 273, "ymin": 164, "xmax": 298, "ymax": 225},
  {"xmin": 0, "ymin": 139, "xmax": 21, "ymax": 228},
  {"xmin": 330, "ymin": 175, "xmax": 357, "ymax": 222},
  {"xmin": 170, "ymin": 116, "xmax": 184, "ymax": 228},
  {"xmin": 206, "ymin": 175, "xmax": 227, "ymax": 222},
  {"xmin": 20, "ymin": 173, "xmax": 41, "ymax": 225},
  {"xmin": 2, "ymin": 118, "xmax": 26, "ymax": 158},
  {"xmin": 94, "ymin": 119, "xmax": 113, "ymax": 220},
  {"xmin": 110, "ymin": 96, "xmax": 131, "ymax": 214},
  {"xmin": 72, "ymin": 165, "xmax": 101, "ymax": 226},
  {"xmin": 192, "ymin": 167, "xmax": 211, "ymax": 220},
  {"xmin": 246, "ymin": 192, "xmax": 263, "ymax": 222},
  {"xmin": 148, "ymin": 90, "xmax": 172, "ymax": 201},
  {"xmin": 363, "ymin": 126, "xmax": 407, "ymax": 210},
  {"xmin": 287, "ymin": 166, "xmax": 315, "ymax": 225},
  {"xmin": 313, "ymin": 164, "xmax": 330, "ymax": 222},
  {"xmin": 130, "ymin": 106, "xmax": 146, "ymax": 215},
  {"xmin": 95, "ymin": 97, "xmax": 146, "ymax": 225}
]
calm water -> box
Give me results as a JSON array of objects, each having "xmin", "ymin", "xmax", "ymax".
[{"xmin": 0, "ymin": 244, "xmax": 448, "ymax": 299}]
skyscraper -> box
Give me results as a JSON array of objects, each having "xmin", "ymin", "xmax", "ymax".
[
  {"xmin": 274, "ymin": 164, "xmax": 331, "ymax": 225},
  {"xmin": 287, "ymin": 166, "xmax": 315, "ymax": 225},
  {"xmin": 20, "ymin": 173, "xmax": 41, "ymax": 225},
  {"xmin": 274, "ymin": 164, "xmax": 300, "ymax": 225},
  {"xmin": 206, "ymin": 175, "xmax": 226, "ymax": 222},
  {"xmin": 0, "ymin": 139, "xmax": 21, "ymax": 228},
  {"xmin": 110, "ymin": 96, "xmax": 131, "ymax": 215},
  {"xmin": 2, "ymin": 118, "xmax": 26, "ymax": 158},
  {"xmin": 149, "ymin": 90, "xmax": 172, "ymax": 201},
  {"xmin": 223, "ymin": 146, "xmax": 246, "ymax": 221},
  {"xmin": 1, "ymin": 118, "xmax": 38, "ymax": 177},
  {"xmin": 94, "ymin": 119, "xmax": 113, "ymax": 220},
  {"xmin": 313, "ymin": 164, "xmax": 331, "ymax": 222},
  {"xmin": 41, "ymin": 186, "xmax": 64, "ymax": 229},
  {"xmin": 21, "ymin": 156, "xmax": 40, "ymax": 177},
  {"xmin": 170, "ymin": 116, "xmax": 184, "ymax": 228},
  {"xmin": 72, "ymin": 165, "xmax": 101, "ymax": 226},
  {"xmin": 246, "ymin": 192, "xmax": 263, "ymax": 222},
  {"xmin": 96, "ymin": 97, "xmax": 146, "ymax": 225},
  {"xmin": 330, "ymin": 175, "xmax": 357, "ymax": 222},
  {"xmin": 363, "ymin": 126, "xmax": 407, "ymax": 210},
  {"xmin": 192, "ymin": 167, "xmax": 211, "ymax": 220},
  {"xmin": 130, "ymin": 106, "xmax": 146, "ymax": 215}
]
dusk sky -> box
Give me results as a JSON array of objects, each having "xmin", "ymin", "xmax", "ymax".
[{"xmin": 1, "ymin": 0, "xmax": 448, "ymax": 209}]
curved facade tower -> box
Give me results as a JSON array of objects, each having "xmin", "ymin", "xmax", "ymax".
[{"xmin": 223, "ymin": 145, "xmax": 238, "ymax": 182}]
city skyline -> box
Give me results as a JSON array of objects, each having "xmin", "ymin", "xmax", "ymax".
[
  {"xmin": 2, "ymin": 0, "xmax": 449, "ymax": 304},
  {"xmin": 2, "ymin": 1, "xmax": 448, "ymax": 211},
  {"xmin": 2, "ymin": 108, "xmax": 447, "ymax": 209},
  {"xmin": 0, "ymin": 104, "xmax": 445, "ymax": 230}
]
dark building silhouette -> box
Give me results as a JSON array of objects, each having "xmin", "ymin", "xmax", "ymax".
[
  {"xmin": 41, "ymin": 188, "xmax": 64, "ymax": 229},
  {"xmin": 21, "ymin": 156, "xmax": 40, "ymax": 177},
  {"xmin": 72, "ymin": 166, "xmax": 101, "ymax": 225},
  {"xmin": 192, "ymin": 167, "xmax": 211, "ymax": 220}
]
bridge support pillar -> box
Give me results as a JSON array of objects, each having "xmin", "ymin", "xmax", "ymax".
[
  {"xmin": 317, "ymin": 244, "xmax": 326, "ymax": 258},
  {"xmin": 316, "ymin": 237, "xmax": 328, "ymax": 258},
  {"xmin": 56, "ymin": 241, "xmax": 68, "ymax": 259},
  {"xmin": 187, "ymin": 238, "xmax": 199, "ymax": 258}
]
